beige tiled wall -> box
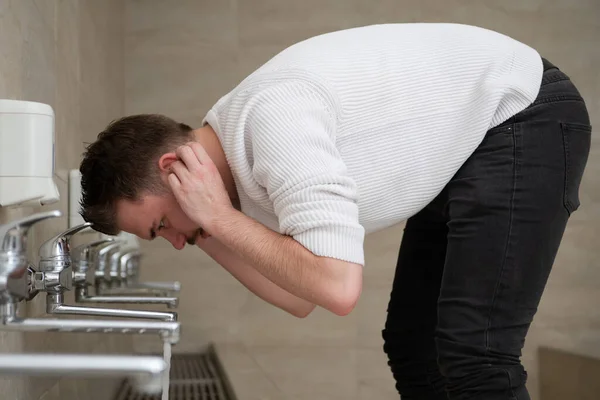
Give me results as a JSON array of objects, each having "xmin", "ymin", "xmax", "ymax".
[
  {"xmin": 124, "ymin": 1, "xmax": 600, "ymax": 399},
  {"xmin": 0, "ymin": 1, "xmax": 127, "ymax": 399}
]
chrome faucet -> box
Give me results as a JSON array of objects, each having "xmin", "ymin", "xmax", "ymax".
[
  {"xmin": 0, "ymin": 212, "xmax": 177, "ymax": 393},
  {"xmin": 94, "ymin": 241, "xmax": 123, "ymax": 291},
  {"xmin": 71, "ymin": 241, "xmax": 179, "ymax": 308},
  {"xmin": 29, "ymin": 222, "xmax": 92, "ymax": 296},
  {"xmin": 0, "ymin": 212, "xmax": 181, "ymax": 343},
  {"xmin": 118, "ymin": 250, "xmax": 182, "ymax": 293},
  {"xmin": 0, "ymin": 353, "xmax": 167, "ymax": 394},
  {"xmin": 99, "ymin": 250, "xmax": 181, "ymax": 296},
  {"xmin": 111, "ymin": 247, "xmax": 181, "ymax": 294},
  {"xmin": 71, "ymin": 238, "xmax": 113, "ymax": 289},
  {"xmin": 0, "ymin": 214, "xmax": 176, "ymax": 394},
  {"xmin": 27, "ymin": 223, "xmax": 177, "ymax": 321},
  {"xmin": 0, "ymin": 300, "xmax": 180, "ymax": 344},
  {"xmin": 94, "ymin": 241, "xmax": 179, "ymax": 294},
  {"xmin": 0, "ymin": 210, "xmax": 61, "ymax": 303},
  {"xmin": 108, "ymin": 245, "xmax": 136, "ymax": 285}
]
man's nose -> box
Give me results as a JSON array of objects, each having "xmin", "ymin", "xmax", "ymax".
[{"xmin": 158, "ymin": 229, "xmax": 184, "ymax": 250}]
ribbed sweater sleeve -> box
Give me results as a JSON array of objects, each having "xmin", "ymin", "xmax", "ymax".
[{"xmin": 246, "ymin": 80, "xmax": 366, "ymax": 265}]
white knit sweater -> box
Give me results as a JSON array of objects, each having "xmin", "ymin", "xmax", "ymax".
[{"xmin": 202, "ymin": 23, "xmax": 543, "ymax": 265}]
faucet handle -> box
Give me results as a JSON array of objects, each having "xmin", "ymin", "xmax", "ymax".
[
  {"xmin": 72, "ymin": 239, "xmax": 115, "ymax": 287},
  {"xmin": 72, "ymin": 239, "xmax": 114, "ymax": 264},
  {"xmin": 118, "ymin": 250, "xmax": 141, "ymax": 280},
  {"xmin": 0, "ymin": 211, "xmax": 61, "ymax": 299},
  {"xmin": 125, "ymin": 253, "xmax": 142, "ymax": 279},
  {"xmin": 39, "ymin": 222, "xmax": 92, "ymax": 260},
  {"xmin": 109, "ymin": 247, "xmax": 134, "ymax": 279},
  {"xmin": 0, "ymin": 211, "xmax": 61, "ymax": 255},
  {"xmin": 95, "ymin": 241, "xmax": 123, "ymax": 271}
]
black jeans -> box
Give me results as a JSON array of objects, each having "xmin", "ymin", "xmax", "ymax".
[{"xmin": 382, "ymin": 58, "xmax": 592, "ymax": 400}]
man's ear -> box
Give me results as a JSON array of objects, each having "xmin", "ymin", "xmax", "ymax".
[{"xmin": 158, "ymin": 153, "xmax": 178, "ymax": 172}]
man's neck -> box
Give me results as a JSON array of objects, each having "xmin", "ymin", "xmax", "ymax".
[{"xmin": 193, "ymin": 124, "xmax": 239, "ymax": 208}]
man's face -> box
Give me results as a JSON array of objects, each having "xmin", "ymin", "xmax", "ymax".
[
  {"xmin": 116, "ymin": 191, "xmax": 202, "ymax": 250},
  {"xmin": 115, "ymin": 150, "xmax": 205, "ymax": 249}
]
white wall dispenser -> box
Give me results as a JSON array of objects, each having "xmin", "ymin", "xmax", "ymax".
[{"xmin": 0, "ymin": 99, "xmax": 60, "ymax": 207}]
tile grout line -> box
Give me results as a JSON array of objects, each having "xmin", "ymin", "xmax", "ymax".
[{"xmin": 242, "ymin": 342, "xmax": 288, "ymax": 396}]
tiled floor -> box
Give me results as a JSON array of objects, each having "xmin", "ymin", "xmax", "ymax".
[{"xmin": 215, "ymin": 343, "xmax": 398, "ymax": 400}]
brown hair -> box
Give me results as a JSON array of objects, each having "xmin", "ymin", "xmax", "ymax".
[{"xmin": 79, "ymin": 114, "xmax": 194, "ymax": 235}]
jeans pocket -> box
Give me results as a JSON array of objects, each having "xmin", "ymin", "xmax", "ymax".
[{"xmin": 561, "ymin": 122, "xmax": 592, "ymax": 214}]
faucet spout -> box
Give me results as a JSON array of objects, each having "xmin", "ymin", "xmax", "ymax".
[
  {"xmin": 126, "ymin": 281, "xmax": 181, "ymax": 293},
  {"xmin": 75, "ymin": 287, "xmax": 179, "ymax": 309},
  {"xmin": 47, "ymin": 293, "xmax": 177, "ymax": 321},
  {"xmin": 48, "ymin": 303, "xmax": 178, "ymax": 322},
  {"xmin": 99, "ymin": 286, "xmax": 175, "ymax": 296},
  {"xmin": 2, "ymin": 316, "xmax": 180, "ymax": 344},
  {"xmin": 1, "ymin": 301, "xmax": 180, "ymax": 343},
  {"xmin": 134, "ymin": 281, "xmax": 181, "ymax": 292},
  {"xmin": 0, "ymin": 353, "xmax": 167, "ymax": 394}
]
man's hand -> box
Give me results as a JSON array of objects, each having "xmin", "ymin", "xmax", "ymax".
[
  {"xmin": 168, "ymin": 142, "xmax": 362, "ymax": 316},
  {"xmin": 168, "ymin": 142, "xmax": 233, "ymax": 234}
]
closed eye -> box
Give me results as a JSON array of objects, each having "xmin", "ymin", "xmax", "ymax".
[{"xmin": 149, "ymin": 218, "xmax": 166, "ymax": 240}]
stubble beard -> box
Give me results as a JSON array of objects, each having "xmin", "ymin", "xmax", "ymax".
[{"xmin": 186, "ymin": 228, "xmax": 204, "ymax": 245}]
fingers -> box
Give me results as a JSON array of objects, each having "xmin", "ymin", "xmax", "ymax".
[
  {"xmin": 170, "ymin": 160, "xmax": 189, "ymax": 180},
  {"xmin": 175, "ymin": 142, "xmax": 213, "ymax": 169},
  {"xmin": 176, "ymin": 145, "xmax": 201, "ymax": 172},
  {"xmin": 188, "ymin": 142, "xmax": 212, "ymax": 164},
  {"xmin": 167, "ymin": 172, "xmax": 181, "ymax": 191}
]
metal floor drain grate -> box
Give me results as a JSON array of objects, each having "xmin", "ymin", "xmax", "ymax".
[{"xmin": 114, "ymin": 344, "xmax": 237, "ymax": 400}]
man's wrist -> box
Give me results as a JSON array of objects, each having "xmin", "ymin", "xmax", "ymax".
[{"xmin": 208, "ymin": 205, "xmax": 241, "ymax": 239}]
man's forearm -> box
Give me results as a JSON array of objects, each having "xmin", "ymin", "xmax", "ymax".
[
  {"xmin": 208, "ymin": 208, "xmax": 363, "ymax": 316},
  {"xmin": 196, "ymin": 236, "xmax": 316, "ymax": 318}
]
